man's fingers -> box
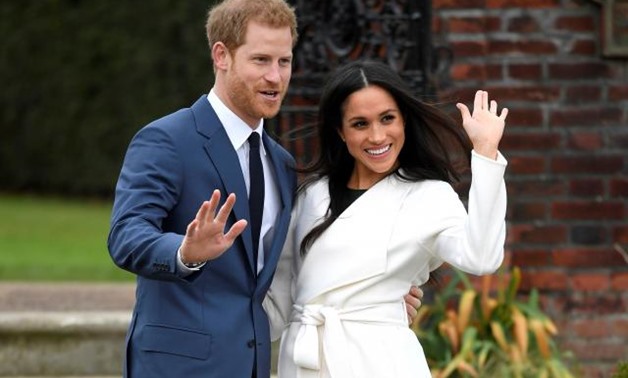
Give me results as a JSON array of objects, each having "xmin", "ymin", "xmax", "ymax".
[
  {"xmin": 410, "ymin": 286, "xmax": 424, "ymax": 301},
  {"xmin": 196, "ymin": 201, "xmax": 209, "ymax": 226},
  {"xmin": 404, "ymin": 293, "xmax": 421, "ymax": 310},
  {"xmin": 405, "ymin": 302, "xmax": 418, "ymax": 325},
  {"xmin": 405, "ymin": 286, "xmax": 424, "ymax": 325},
  {"xmin": 186, "ymin": 219, "xmax": 198, "ymax": 239},
  {"xmin": 215, "ymin": 193, "xmax": 237, "ymax": 224},
  {"xmin": 224, "ymin": 219, "xmax": 248, "ymax": 242},
  {"xmin": 206, "ymin": 189, "xmax": 221, "ymax": 219}
]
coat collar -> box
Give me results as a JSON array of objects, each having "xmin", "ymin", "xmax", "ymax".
[{"xmin": 295, "ymin": 175, "xmax": 412, "ymax": 303}]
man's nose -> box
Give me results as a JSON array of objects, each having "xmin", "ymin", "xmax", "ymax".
[{"xmin": 264, "ymin": 63, "xmax": 281, "ymax": 83}]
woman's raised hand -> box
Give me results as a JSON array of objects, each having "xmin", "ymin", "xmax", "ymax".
[{"xmin": 456, "ymin": 90, "xmax": 508, "ymax": 160}]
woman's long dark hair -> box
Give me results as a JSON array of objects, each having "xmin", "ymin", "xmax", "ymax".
[{"xmin": 298, "ymin": 60, "xmax": 472, "ymax": 256}]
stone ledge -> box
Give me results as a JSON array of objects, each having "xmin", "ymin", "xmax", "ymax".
[
  {"xmin": 0, "ymin": 311, "xmax": 128, "ymax": 376},
  {"xmin": 0, "ymin": 282, "xmax": 135, "ymax": 312},
  {"xmin": 0, "ymin": 284, "xmax": 279, "ymax": 376},
  {"xmin": 0, "ymin": 311, "xmax": 131, "ymax": 334},
  {"xmin": 0, "ymin": 311, "xmax": 280, "ymax": 376}
]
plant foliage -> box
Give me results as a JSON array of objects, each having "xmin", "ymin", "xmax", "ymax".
[
  {"xmin": 612, "ymin": 361, "xmax": 628, "ymax": 378},
  {"xmin": 412, "ymin": 266, "xmax": 578, "ymax": 378}
]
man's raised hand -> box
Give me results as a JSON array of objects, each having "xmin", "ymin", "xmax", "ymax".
[{"xmin": 180, "ymin": 189, "xmax": 248, "ymax": 265}]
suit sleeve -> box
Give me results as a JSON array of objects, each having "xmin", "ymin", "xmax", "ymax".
[{"xmin": 107, "ymin": 124, "xmax": 187, "ymax": 281}]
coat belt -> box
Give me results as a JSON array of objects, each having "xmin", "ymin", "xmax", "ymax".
[{"xmin": 290, "ymin": 301, "xmax": 407, "ymax": 378}]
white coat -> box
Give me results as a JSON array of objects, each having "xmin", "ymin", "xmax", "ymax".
[{"xmin": 264, "ymin": 151, "xmax": 508, "ymax": 378}]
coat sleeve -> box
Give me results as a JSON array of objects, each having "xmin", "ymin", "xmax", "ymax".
[
  {"xmin": 428, "ymin": 150, "xmax": 508, "ymax": 275},
  {"xmin": 107, "ymin": 124, "xmax": 187, "ymax": 281}
]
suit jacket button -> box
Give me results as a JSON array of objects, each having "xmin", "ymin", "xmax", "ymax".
[{"xmin": 247, "ymin": 339, "xmax": 255, "ymax": 348}]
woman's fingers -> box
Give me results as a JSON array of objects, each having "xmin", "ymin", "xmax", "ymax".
[
  {"xmin": 474, "ymin": 90, "xmax": 483, "ymax": 112},
  {"xmin": 490, "ymin": 100, "xmax": 497, "ymax": 114},
  {"xmin": 471, "ymin": 90, "xmax": 508, "ymax": 122},
  {"xmin": 456, "ymin": 103, "xmax": 471, "ymax": 122},
  {"xmin": 499, "ymin": 107, "xmax": 509, "ymax": 120}
]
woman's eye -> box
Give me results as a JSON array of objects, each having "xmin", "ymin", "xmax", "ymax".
[{"xmin": 382, "ymin": 114, "xmax": 395, "ymax": 123}]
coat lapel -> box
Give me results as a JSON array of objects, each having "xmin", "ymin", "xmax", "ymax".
[{"xmin": 295, "ymin": 176, "xmax": 410, "ymax": 304}]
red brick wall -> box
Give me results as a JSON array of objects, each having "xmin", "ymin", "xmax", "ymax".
[{"xmin": 432, "ymin": 0, "xmax": 627, "ymax": 376}]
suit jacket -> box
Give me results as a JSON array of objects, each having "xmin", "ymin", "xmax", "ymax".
[
  {"xmin": 108, "ymin": 95, "xmax": 296, "ymax": 378},
  {"xmin": 265, "ymin": 152, "xmax": 507, "ymax": 378}
]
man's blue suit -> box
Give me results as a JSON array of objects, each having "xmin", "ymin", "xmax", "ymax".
[{"xmin": 108, "ymin": 95, "xmax": 296, "ymax": 377}]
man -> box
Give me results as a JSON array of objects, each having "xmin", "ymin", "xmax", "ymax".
[{"xmin": 108, "ymin": 1, "xmax": 421, "ymax": 377}]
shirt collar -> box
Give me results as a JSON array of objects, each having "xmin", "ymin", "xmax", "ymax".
[{"xmin": 207, "ymin": 89, "xmax": 265, "ymax": 152}]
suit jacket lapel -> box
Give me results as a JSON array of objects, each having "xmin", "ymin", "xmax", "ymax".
[
  {"xmin": 262, "ymin": 132, "xmax": 293, "ymax": 210},
  {"xmin": 191, "ymin": 96, "xmax": 256, "ymax": 275},
  {"xmin": 257, "ymin": 133, "xmax": 294, "ymax": 285}
]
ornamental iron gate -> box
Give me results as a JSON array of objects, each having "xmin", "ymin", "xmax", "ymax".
[{"xmin": 270, "ymin": 0, "xmax": 440, "ymax": 167}]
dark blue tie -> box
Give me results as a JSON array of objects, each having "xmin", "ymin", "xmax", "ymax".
[{"xmin": 248, "ymin": 132, "xmax": 264, "ymax": 270}]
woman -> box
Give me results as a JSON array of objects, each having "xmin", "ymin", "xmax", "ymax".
[{"xmin": 265, "ymin": 60, "xmax": 509, "ymax": 377}]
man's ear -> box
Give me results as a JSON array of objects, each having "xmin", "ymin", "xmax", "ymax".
[{"xmin": 212, "ymin": 42, "xmax": 230, "ymax": 71}]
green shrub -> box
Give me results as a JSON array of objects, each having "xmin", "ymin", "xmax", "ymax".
[
  {"xmin": 0, "ymin": 1, "xmax": 216, "ymax": 196},
  {"xmin": 612, "ymin": 361, "xmax": 628, "ymax": 378}
]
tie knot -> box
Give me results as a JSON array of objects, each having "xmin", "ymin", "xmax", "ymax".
[{"xmin": 248, "ymin": 132, "xmax": 261, "ymax": 149}]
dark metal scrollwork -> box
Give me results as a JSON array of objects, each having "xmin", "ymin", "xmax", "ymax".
[{"xmin": 272, "ymin": 0, "xmax": 440, "ymax": 165}]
